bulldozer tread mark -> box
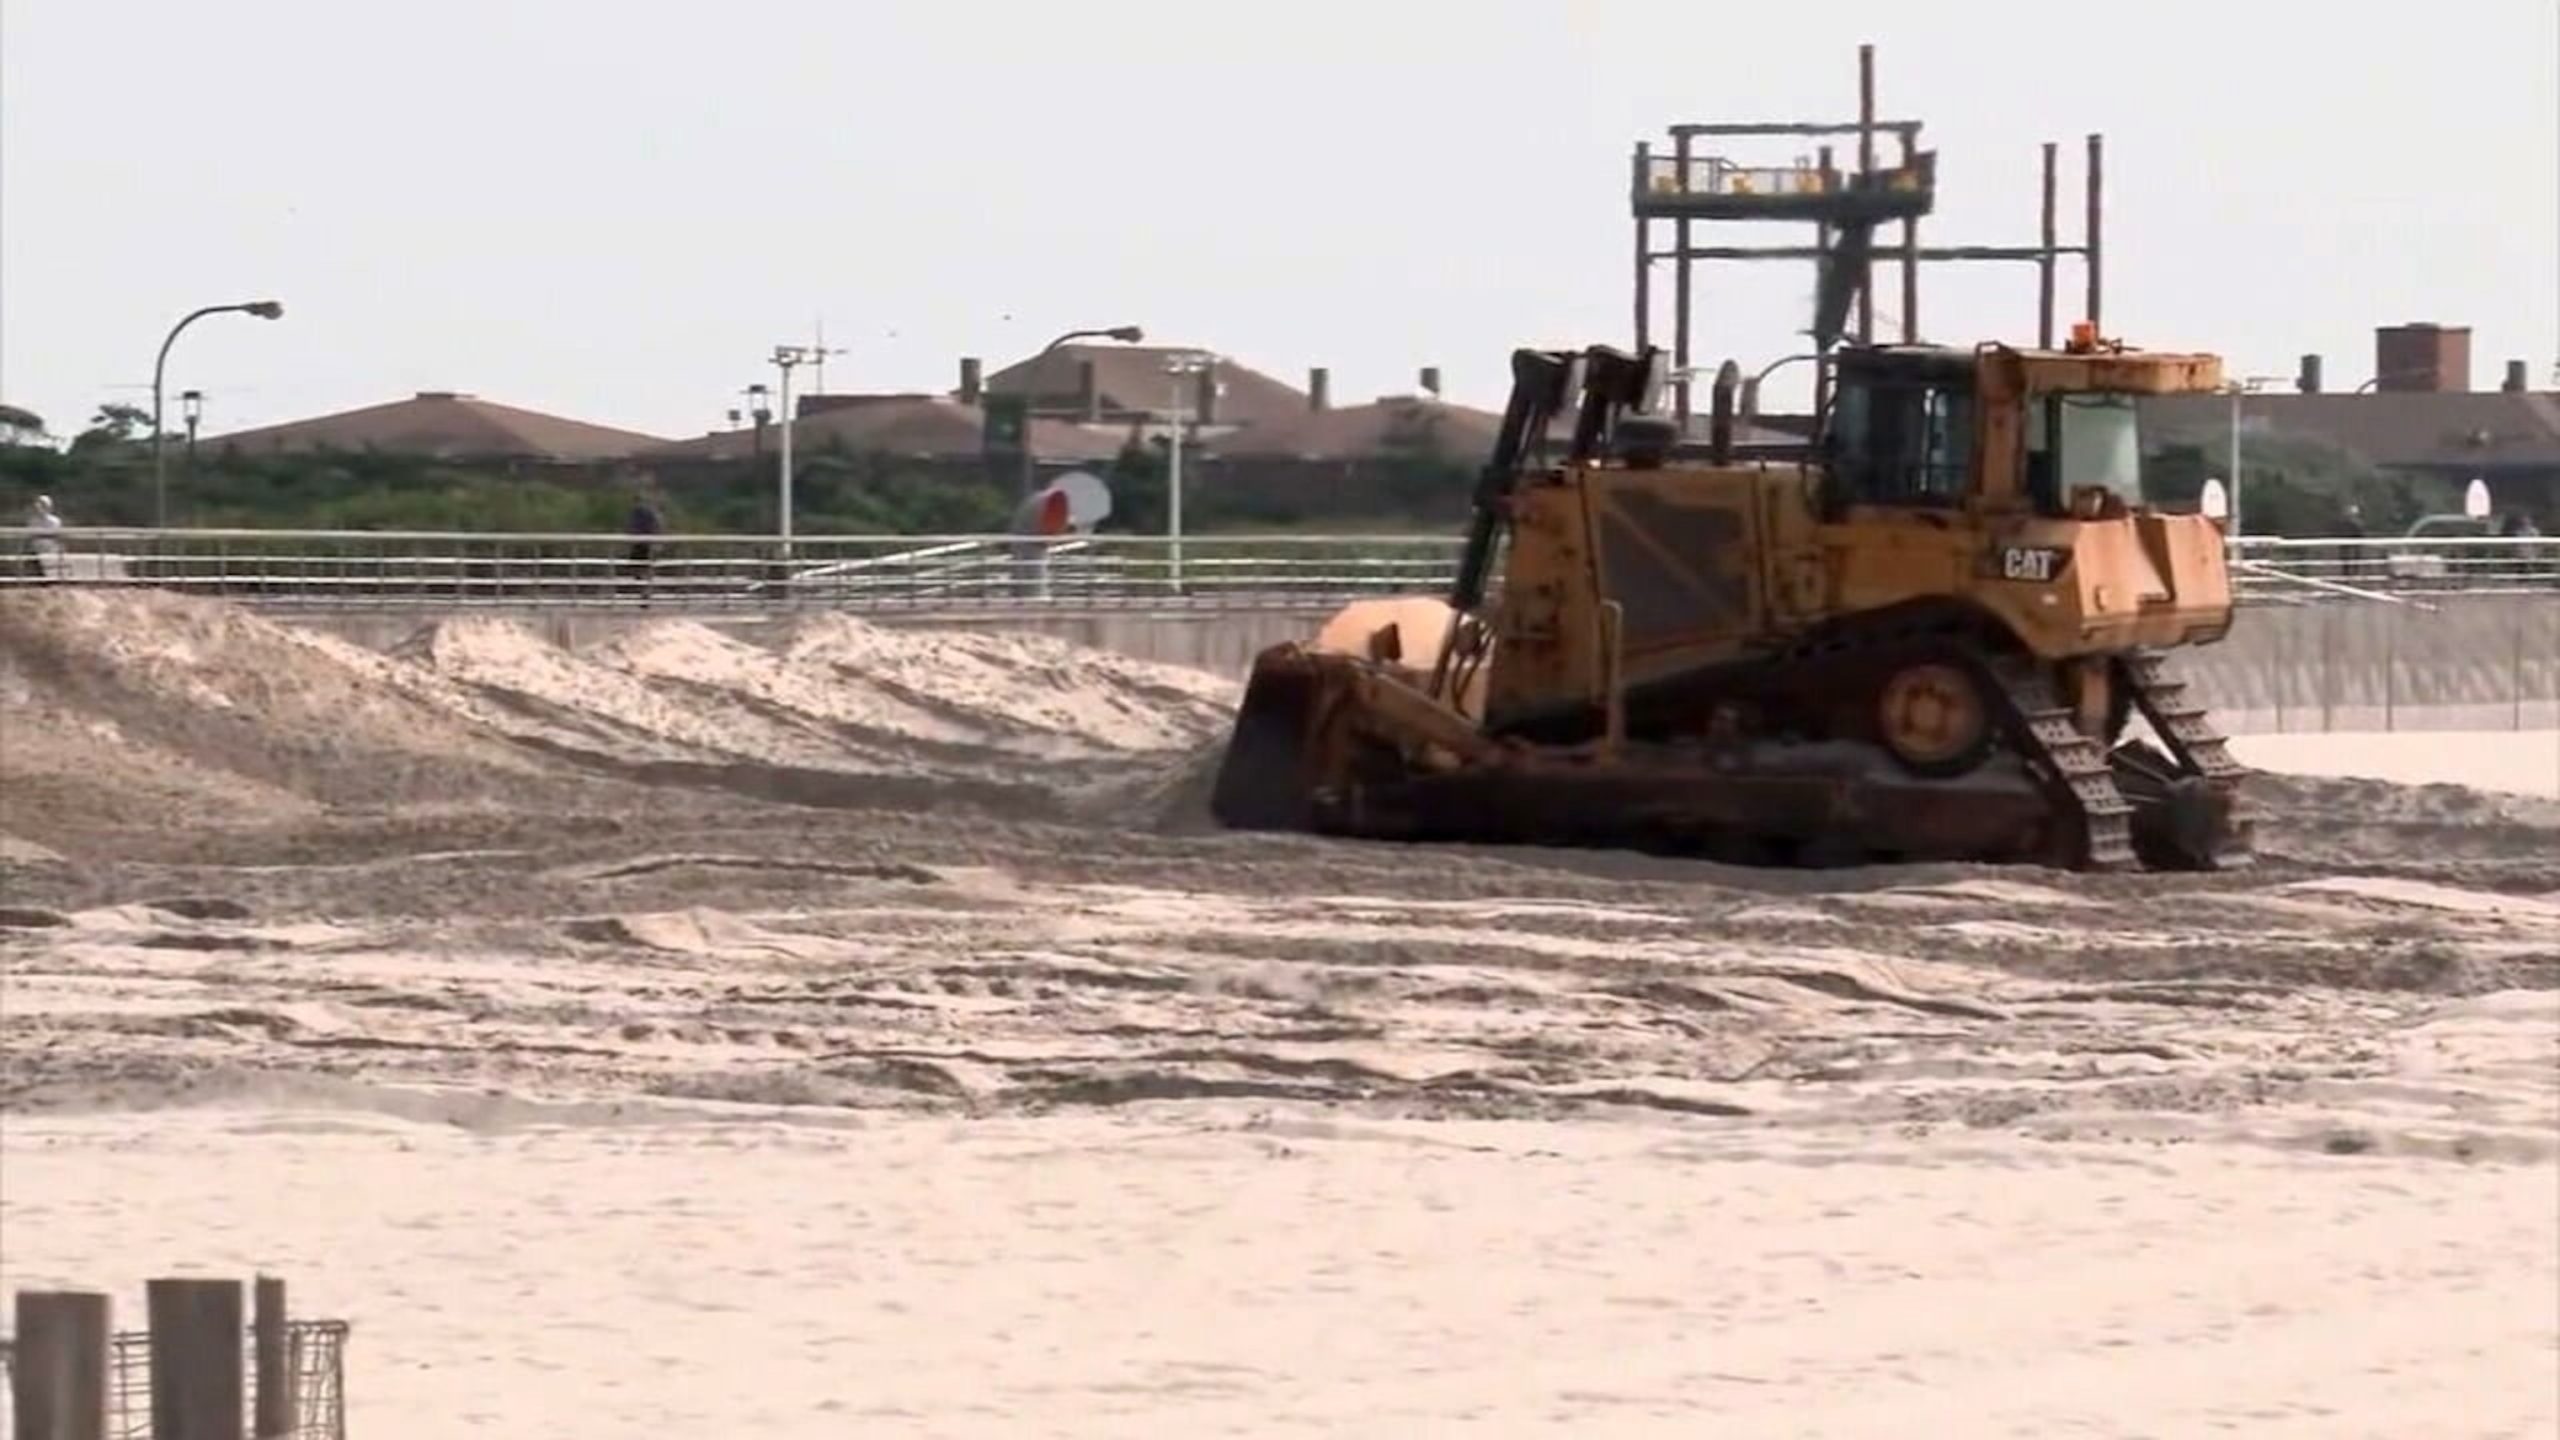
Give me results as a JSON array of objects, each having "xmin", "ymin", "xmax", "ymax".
[{"xmin": 2119, "ymin": 648, "xmax": 2257, "ymax": 869}]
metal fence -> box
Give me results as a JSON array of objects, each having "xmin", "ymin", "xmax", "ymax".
[
  {"xmin": 0, "ymin": 1320, "xmax": 347, "ymax": 1440},
  {"xmin": 2182, "ymin": 591, "xmax": 2560, "ymax": 734},
  {"xmin": 0, "ymin": 527, "xmax": 2552, "ymax": 614},
  {"xmin": 0, "ymin": 528, "xmax": 1453, "ymax": 612}
]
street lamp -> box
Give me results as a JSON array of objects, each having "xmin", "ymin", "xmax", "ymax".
[
  {"xmin": 1017, "ymin": 325, "xmax": 1144, "ymax": 494},
  {"xmin": 768, "ymin": 344, "xmax": 839, "ymax": 558},
  {"xmin": 1163, "ymin": 350, "xmax": 1215, "ymax": 592},
  {"xmin": 743, "ymin": 382, "xmax": 773, "ymax": 475},
  {"xmin": 180, "ymin": 390, "xmax": 204, "ymax": 475},
  {"xmin": 153, "ymin": 299, "xmax": 282, "ymax": 527},
  {"xmin": 2219, "ymin": 374, "xmax": 2288, "ymax": 539}
]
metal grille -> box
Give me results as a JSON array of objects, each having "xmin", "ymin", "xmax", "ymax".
[{"xmin": 0, "ymin": 1321, "xmax": 347, "ymax": 1440}]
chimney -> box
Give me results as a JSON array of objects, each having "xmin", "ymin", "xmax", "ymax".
[
  {"xmin": 2297, "ymin": 353, "xmax": 2323, "ymax": 394},
  {"xmin": 1076, "ymin": 359, "xmax": 1100, "ymax": 422},
  {"xmin": 2374, "ymin": 322, "xmax": 2472, "ymax": 393},
  {"xmin": 958, "ymin": 356, "xmax": 983, "ymax": 405},
  {"xmin": 1194, "ymin": 361, "xmax": 1220, "ymax": 426},
  {"xmin": 1308, "ymin": 367, "xmax": 1330, "ymax": 412},
  {"xmin": 2505, "ymin": 359, "xmax": 2530, "ymax": 394},
  {"xmin": 1419, "ymin": 365, "xmax": 1442, "ymax": 398}
]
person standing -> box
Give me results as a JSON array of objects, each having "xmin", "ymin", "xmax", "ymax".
[
  {"xmin": 26, "ymin": 494, "xmax": 63, "ymax": 577},
  {"xmin": 625, "ymin": 487, "xmax": 664, "ymax": 598}
]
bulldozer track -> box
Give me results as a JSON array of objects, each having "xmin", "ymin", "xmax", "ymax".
[
  {"xmin": 1982, "ymin": 654, "xmax": 2138, "ymax": 871},
  {"xmin": 1212, "ymin": 621, "xmax": 2217, "ymax": 873},
  {"xmin": 2119, "ymin": 648, "xmax": 2257, "ymax": 869},
  {"xmin": 1746, "ymin": 611, "xmax": 2139, "ymax": 871},
  {"xmin": 1563, "ymin": 607, "xmax": 2143, "ymax": 871}
]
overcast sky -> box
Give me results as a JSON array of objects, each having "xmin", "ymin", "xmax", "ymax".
[{"xmin": 3, "ymin": 0, "xmax": 2554, "ymax": 442}]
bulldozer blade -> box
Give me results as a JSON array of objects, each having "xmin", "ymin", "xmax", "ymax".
[{"xmin": 1208, "ymin": 648, "xmax": 1334, "ymax": 833}]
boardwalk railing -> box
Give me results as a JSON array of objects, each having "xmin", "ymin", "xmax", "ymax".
[{"xmin": 0, "ymin": 527, "xmax": 2552, "ymax": 612}]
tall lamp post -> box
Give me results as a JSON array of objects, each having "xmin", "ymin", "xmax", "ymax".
[
  {"xmin": 2219, "ymin": 374, "xmax": 2288, "ymax": 539},
  {"xmin": 1163, "ymin": 351, "xmax": 1215, "ymax": 593},
  {"xmin": 1015, "ymin": 325, "xmax": 1144, "ymax": 494},
  {"xmin": 153, "ymin": 299, "xmax": 282, "ymax": 526},
  {"xmin": 768, "ymin": 345, "xmax": 836, "ymax": 559}
]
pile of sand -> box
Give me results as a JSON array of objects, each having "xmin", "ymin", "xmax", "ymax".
[
  {"xmin": 0, "ymin": 591, "xmax": 1248, "ymax": 853},
  {"xmin": 2247, "ymin": 761, "xmax": 2560, "ymax": 880},
  {"xmin": 784, "ymin": 613, "xmax": 1238, "ymax": 754},
  {"xmin": 595, "ymin": 619, "xmax": 989, "ymax": 754},
  {"xmin": 0, "ymin": 589, "xmax": 557, "ymax": 840},
  {"xmin": 399, "ymin": 616, "xmax": 866, "ymax": 769}
]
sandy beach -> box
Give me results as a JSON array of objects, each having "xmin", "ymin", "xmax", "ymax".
[{"xmin": 3, "ymin": 588, "xmax": 2554, "ymax": 1437}]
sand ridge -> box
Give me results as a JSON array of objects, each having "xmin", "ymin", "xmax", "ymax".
[{"xmin": 0, "ymin": 589, "xmax": 1242, "ymax": 856}]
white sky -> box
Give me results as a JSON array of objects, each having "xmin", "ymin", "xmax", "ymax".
[{"xmin": 3, "ymin": 0, "xmax": 2554, "ymax": 442}]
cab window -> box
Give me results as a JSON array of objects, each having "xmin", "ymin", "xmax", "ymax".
[
  {"xmin": 2027, "ymin": 393, "xmax": 2142, "ymax": 513},
  {"xmin": 1827, "ymin": 378, "xmax": 1973, "ymax": 508}
]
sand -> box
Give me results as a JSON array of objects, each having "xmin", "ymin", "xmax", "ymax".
[
  {"xmin": 2232, "ymin": 728, "xmax": 2560, "ymax": 799},
  {"xmin": 2, "ymin": 588, "xmax": 2555, "ymax": 1438}
]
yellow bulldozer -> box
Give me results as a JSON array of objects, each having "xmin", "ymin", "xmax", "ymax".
[{"xmin": 1206, "ymin": 326, "xmax": 2255, "ymax": 873}]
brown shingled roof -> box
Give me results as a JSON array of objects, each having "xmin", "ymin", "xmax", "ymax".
[
  {"xmin": 1218, "ymin": 396, "xmax": 1507, "ymax": 461},
  {"xmin": 205, "ymin": 391, "xmax": 668, "ymax": 461},
  {"xmin": 643, "ymin": 395, "xmax": 1125, "ymax": 464},
  {"xmin": 980, "ymin": 344, "xmax": 1310, "ymax": 428}
]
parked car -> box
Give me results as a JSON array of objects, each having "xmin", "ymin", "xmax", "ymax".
[{"xmin": 2385, "ymin": 512, "xmax": 2537, "ymax": 584}]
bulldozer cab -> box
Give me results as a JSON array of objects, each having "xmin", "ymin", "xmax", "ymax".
[{"xmin": 1818, "ymin": 335, "xmax": 2224, "ymax": 522}]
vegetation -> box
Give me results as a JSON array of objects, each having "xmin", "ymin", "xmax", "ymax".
[
  {"xmin": 0, "ymin": 393, "xmax": 2464, "ymax": 541},
  {"xmin": 2137, "ymin": 432, "xmax": 2449, "ymax": 537},
  {"xmin": 0, "ymin": 417, "xmax": 1478, "ymax": 537}
]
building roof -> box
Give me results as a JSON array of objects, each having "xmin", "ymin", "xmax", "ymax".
[
  {"xmin": 1214, "ymin": 395, "xmax": 1814, "ymax": 463},
  {"xmin": 644, "ymin": 394, "xmax": 1125, "ymax": 464},
  {"xmin": 2143, "ymin": 391, "xmax": 2560, "ymax": 473},
  {"xmin": 979, "ymin": 343, "xmax": 1311, "ymax": 428},
  {"xmin": 203, "ymin": 391, "xmax": 668, "ymax": 462},
  {"xmin": 1218, "ymin": 396, "xmax": 1507, "ymax": 461}
]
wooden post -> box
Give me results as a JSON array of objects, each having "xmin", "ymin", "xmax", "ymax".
[
  {"xmin": 11, "ymin": 1291, "xmax": 112, "ymax": 1440},
  {"xmin": 147, "ymin": 1277, "xmax": 244, "ymax": 1440},
  {"xmin": 253, "ymin": 1277, "xmax": 295, "ymax": 1439}
]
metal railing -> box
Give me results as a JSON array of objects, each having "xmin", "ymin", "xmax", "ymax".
[
  {"xmin": 0, "ymin": 1320, "xmax": 348, "ymax": 1440},
  {"xmin": 2228, "ymin": 535, "xmax": 2560, "ymax": 602},
  {"xmin": 0, "ymin": 528, "xmax": 1458, "ymax": 612},
  {"xmin": 0, "ymin": 527, "xmax": 2551, "ymax": 614}
]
